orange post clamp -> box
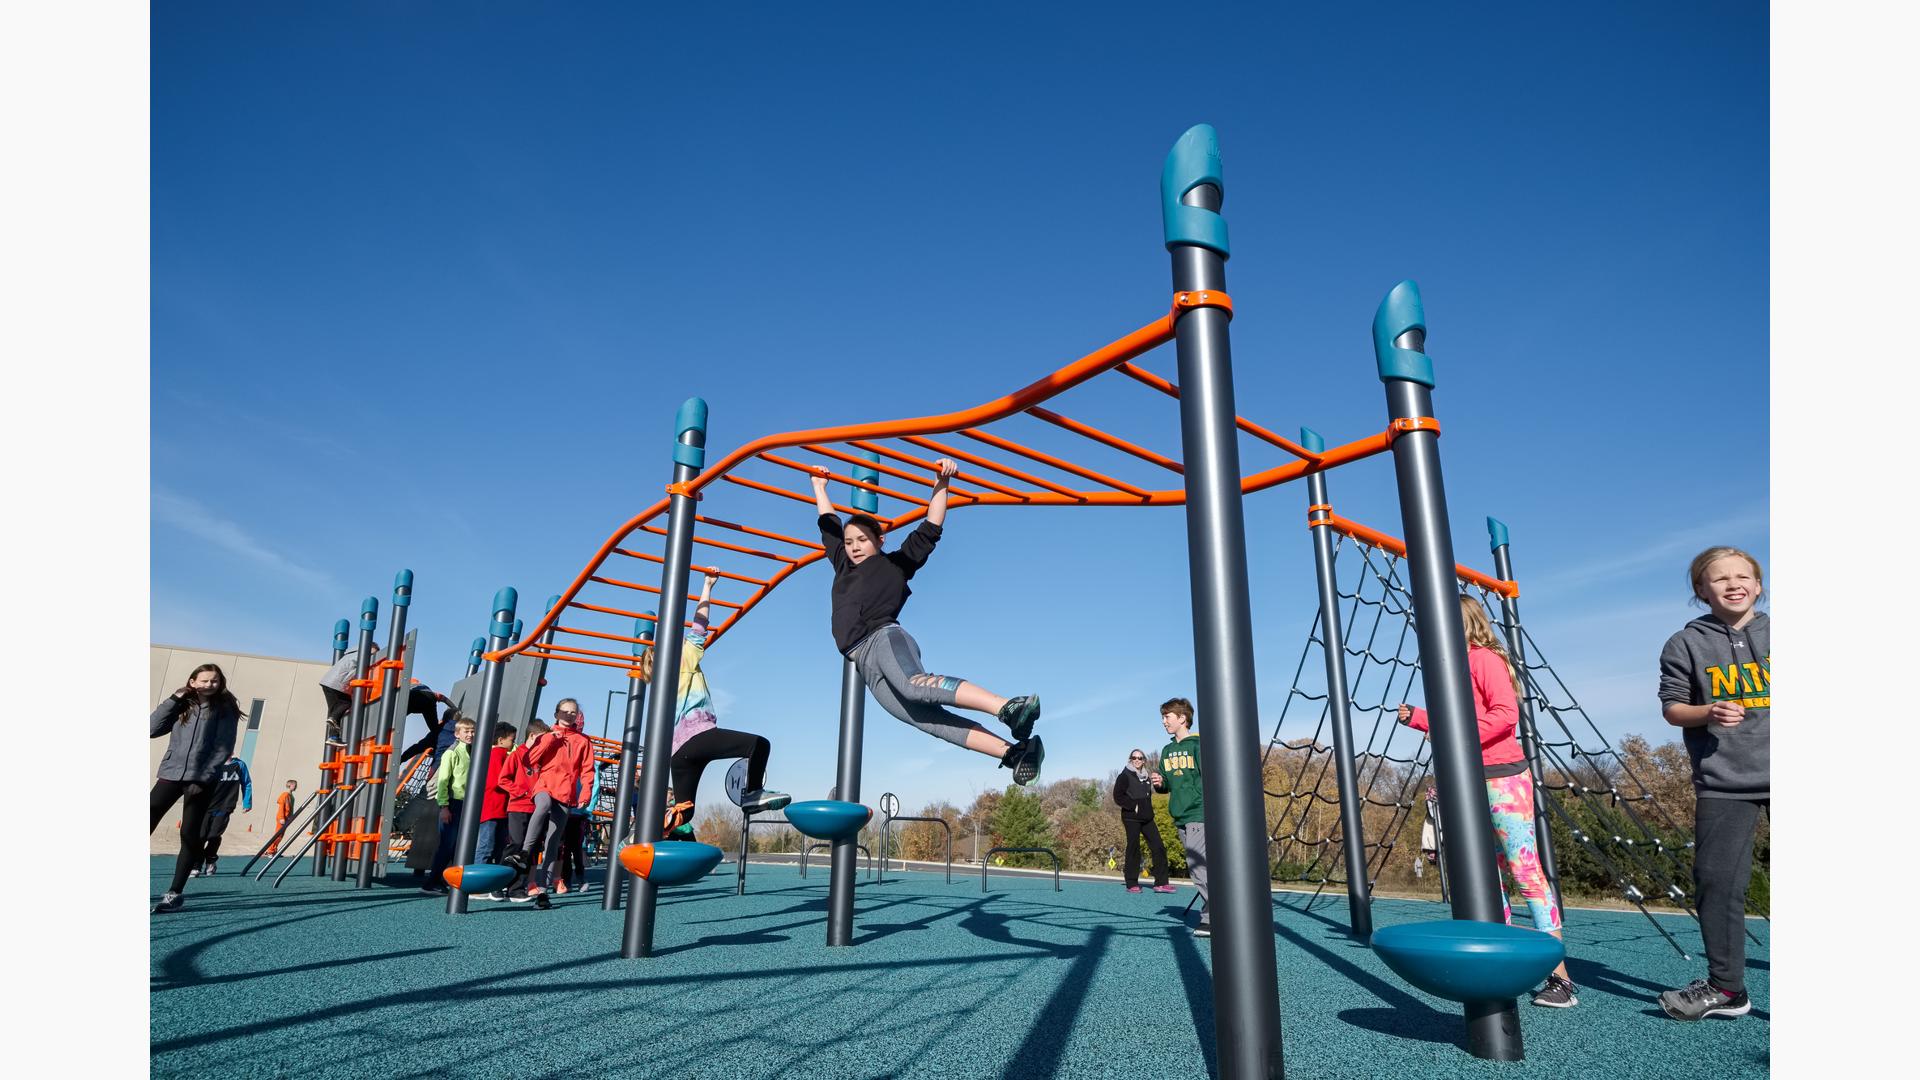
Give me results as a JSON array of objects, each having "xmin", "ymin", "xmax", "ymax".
[
  {"xmin": 1305, "ymin": 503, "xmax": 1335, "ymax": 527},
  {"xmin": 1172, "ymin": 290, "xmax": 1233, "ymax": 321},
  {"xmin": 1387, "ymin": 416, "xmax": 1441, "ymax": 442}
]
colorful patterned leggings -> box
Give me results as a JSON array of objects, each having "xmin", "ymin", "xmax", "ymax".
[{"xmin": 1485, "ymin": 772, "xmax": 1562, "ymax": 933}]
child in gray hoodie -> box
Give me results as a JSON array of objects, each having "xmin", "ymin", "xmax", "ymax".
[{"xmin": 1655, "ymin": 546, "xmax": 1769, "ymax": 1021}]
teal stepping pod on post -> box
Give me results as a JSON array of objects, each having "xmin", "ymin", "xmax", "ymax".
[
  {"xmin": 443, "ymin": 864, "xmax": 514, "ymax": 895},
  {"xmin": 619, "ymin": 841, "xmax": 723, "ymax": 886},
  {"xmin": 784, "ymin": 800, "xmax": 871, "ymax": 841},
  {"xmin": 1371, "ymin": 920, "xmax": 1565, "ymax": 1002}
]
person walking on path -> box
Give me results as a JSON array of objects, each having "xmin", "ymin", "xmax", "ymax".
[
  {"xmin": 1113, "ymin": 747, "xmax": 1171, "ymax": 893},
  {"xmin": 150, "ymin": 664, "xmax": 245, "ymax": 914}
]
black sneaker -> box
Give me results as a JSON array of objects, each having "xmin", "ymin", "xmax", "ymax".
[
  {"xmin": 1659, "ymin": 979, "xmax": 1750, "ymax": 1021},
  {"xmin": 997, "ymin": 695, "xmax": 1042, "ymax": 743},
  {"xmin": 507, "ymin": 888, "xmax": 534, "ymax": 904},
  {"xmin": 533, "ymin": 890, "xmax": 553, "ymax": 911},
  {"xmin": 1001, "ymin": 736, "xmax": 1045, "ymax": 786},
  {"xmin": 420, "ymin": 883, "xmax": 449, "ymax": 896},
  {"xmin": 203, "ymin": 858, "xmax": 218, "ymax": 877},
  {"xmin": 1532, "ymin": 975, "xmax": 1578, "ymax": 1008},
  {"xmin": 152, "ymin": 891, "xmax": 184, "ymax": 914},
  {"xmin": 741, "ymin": 789, "xmax": 791, "ymax": 815}
]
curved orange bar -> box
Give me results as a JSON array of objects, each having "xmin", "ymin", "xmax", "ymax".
[{"xmin": 1322, "ymin": 514, "xmax": 1519, "ymax": 598}]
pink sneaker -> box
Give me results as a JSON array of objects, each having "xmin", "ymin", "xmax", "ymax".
[
  {"xmin": 1153, "ymin": 885, "xmax": 1177, "ymax": 893},
  {"xmin": 1126, "ymin": 886, "xmax": 1142, "ymax": 893}
]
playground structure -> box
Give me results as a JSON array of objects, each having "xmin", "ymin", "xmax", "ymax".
[
  {"xmin": 1261, "ymin": 515, "xmax": 1764, "ymax": 960},
  {"xmin": 415, "ymin": 124, "xmax": 1590, "ymax": 1074}
]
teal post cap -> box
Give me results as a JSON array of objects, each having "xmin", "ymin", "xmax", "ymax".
[
  {"xmin": 851, "ymin": 455, "xmax": 880, "ymax": 514},
  {"xmin": 1299, "ymin": 426, "xmax": 1325, "ymax": 454},
  {"xmin": 546, "ymin": 594, "xmax": 562, "ymax": 612},
  {"xmin": 491, "ymin": 587, "xmax": 518, "ymax": 615},
  {"xmin": 469, "ymin": 636, "xmax": 485, "ymax": 656},
  {"xmin": 673, "ymin": 398, "xmax": 709, "ymax": 469},
  {"xmin": 333, "ymin": 619, "xmax": 350, "ymax": 639},
  {"xmin": 511, "ymin": 619, "xmax": 524, "ymax": 642},
  {"xmin": 1373, "ymin": 280, "xmax": 1434, "ymax": 387},
  {"xmin": 1487, "ymin": 517, "xmax": 1510, "ymax": 552},
  {"xmin": 359, "ymin": 597, "xmax": 378, "ymax": 630},
  {"xmin": 393, "ymin": 569, "xmax": 413, "ymax": 607},
  {"xmin": 633, "ymin": 611, "xmax": 656, "ymax": 655},
  {"xmin": 1161, "ymin": 124, "xmax": 1229, "ymax": 257},
  {"xmin": 1372, "ymin": 920, "xmax": 1565, "ymax": 1002},
  {"xmin": 786, "ymin": 800, "xmax": 872, "ymax": 841}
]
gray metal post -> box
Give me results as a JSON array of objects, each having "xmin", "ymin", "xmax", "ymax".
[
  {"xmin": 604, "ymin": 612, "xmax": 654, "ymax": 911},
  {"xmin": 622, "ymin": 399, "xmax": 707, "ymax": 958},
  {"xmin": 826, "ymin": 657, "xmax": 866, "ymax": 945},
  {"xmin": 1161, "ymin": 124, "xmax": 1282, "ymax": 1080},
  {"xmin": 1486, "ymin": 518, "xmax": 1562, "ymax": 909},
  {"xmin": 525, "ymin": 597, "xmax": 562, "ymax": 722},
  {"xmin": 1302, "ymin": 428, "xmax": 1373, "ymax": 940},
  {"xmin": 313, "ymin": 620, "xmax": 349, "ymax": 877},
  {"xmin": 1373, "ymin": 280, "xmax": 1523, "ymax": 1060},
  {"xmin": 355, "ymin": 570, "xmax": 412, "ymax": 888},
  {"xmin": 826, "ymin": 451, "xmax": 879, "ymax": 946},
  {"xmin": 331, "ymin": 597, "xmax": 378, "ymax": 882},
  {"xmin": 466, "ymin": 637, "xmax": 485, "ymax": 677},
  {"xmin": 446, "ymin": 588, "xmax": 517, "ymax": 915}
]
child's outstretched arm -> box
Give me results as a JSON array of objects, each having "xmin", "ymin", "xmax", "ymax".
[
  {"xmin": 811, "ymin": 468, "xmax": 836, "ymax": 517},
  {"xmin": 926, "ymin": 458, "xmax": 959, "ymax": 526},
  {"xmin": 692, "ymin": 569, "xmax": 717, "ymax": 626}
]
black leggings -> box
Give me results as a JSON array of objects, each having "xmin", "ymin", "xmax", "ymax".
[
  {"xmin": 669, "ymin": 728, "xmax": 770, "ymax": 809},
  {"xmin": 151, "ymin": 779, "xmax": 217, "ymax": 894},
  {"xmin": 1122, "ymin": 816, "xmax": 1170, "ymax": 887}
]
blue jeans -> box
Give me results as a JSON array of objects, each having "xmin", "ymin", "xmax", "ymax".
[{"xmin": 475, "ymin": 818, "xmax": 501, "ymax": 864}]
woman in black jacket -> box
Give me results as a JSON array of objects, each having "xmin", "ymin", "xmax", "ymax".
[
  {"xmin": 150, "ymin": 664, "xmax": 244, "ymax": 913},
  {"xmin": 1113, "ymin": 748, "xmax": 1171, "ymax": 893}
]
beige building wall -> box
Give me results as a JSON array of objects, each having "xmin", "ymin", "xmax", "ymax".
[{"xmin": 150, "ymin": 644, "xmax": 333, "ymax": 855}]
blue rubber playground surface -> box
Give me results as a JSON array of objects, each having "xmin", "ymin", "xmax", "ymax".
[{"xmin": 149, "ymin": 857, "xmax": 1767, "ymax": 1078}]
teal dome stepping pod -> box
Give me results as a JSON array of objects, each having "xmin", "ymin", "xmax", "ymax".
[
  {"xmin": 1371, "ymin": 921, "xmax": 1565, "ymax": 1002},
  {"xmin": 785, "ymin": 800, "xmax": 871, "ymax": 841},
  {"xmin": 443, "ymin": 864, "xmax": 515, "ymax": 895},
  {"xmin": 620, "ymin": 841, "xmax": 724, "ymax": 886}
]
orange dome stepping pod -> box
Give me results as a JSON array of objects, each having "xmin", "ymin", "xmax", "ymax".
[
  {"xmin": 443, "ymin": 864, "xmax": 514, "ymax": 895},
  {"xmin": 619, "ymin": 841, "xmax": 724, "ymax": 886}
]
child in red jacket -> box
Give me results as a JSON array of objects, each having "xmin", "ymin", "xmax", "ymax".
[
  {"xmin": 504, "ymin": 701, "xmax": 595, "ymax": 909},
  {"xmin": 475, "ymin": 722, "xmax": 516, "ymax": 865},
  {"xmin": 494, "ymin": 719, "xmax": 546, "ymax": 902}
]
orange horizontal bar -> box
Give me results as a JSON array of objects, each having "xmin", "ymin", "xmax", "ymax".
[
  {"xmin": 802, "ymin": 443, "xmax": 988, "ymax": 501},
  {"xmin": 640, "ymin": 524, "xmax": 800, "ymax": 564},
  {"xmin": 848, "ymin": 439, "xmax": 1024, "ymax": 499},
  {"xmin": 694, "ymin": 515, "xmax": 824, "ymax": 552},
  {"xmin": 1323, "ymin": 513, "xmax": 1519, "ymax": 598},
  {"xmin": 534, "ymin": 640, "xmax": 653, "ymax": 666},
  {"xmin": 957, "ymin": 426, "xmax": 1151, "ymax": 498},
  {"xmin": 901, "ymin": 435, "xmax": 1083, "ymax": 499},
  {"xmin": 720, "ymin": 474, "xmax": 899, "ymax": 526},
  {"xmin": 1114, "ymin": 362, "xmax": 1321, "ymax": 461},
  {"xmin": 760, "ymin": 453, "xmax": 932, "ymax": 507},
  {"xmin": 1025, "ymin": 405, "xmax": 1183, "ymax": 474},
  {"xmin": 516, "ymin": 649, "xmax": 651, "ymax": 674},
  {"xmin": 611, "ymin": 547, "xmax": 778, "ymax": 588},
  {"xmin": 587, "ymin": 574, "xmax": 745, "ymax": 610}
]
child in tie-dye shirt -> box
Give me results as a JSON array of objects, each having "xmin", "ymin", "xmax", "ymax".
[{"xmin": 1400, "ymin": 594, "xmax": 1576, "ymax": 1008}]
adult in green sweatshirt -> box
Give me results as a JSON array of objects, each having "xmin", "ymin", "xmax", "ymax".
[
  {"xmin": 1151, "ymin": 697, "xmax": 1208, "ymax": 937},
  {"xmin": 1656, "ymin": 547, "xmax": 1769, "ymax": 1022}
]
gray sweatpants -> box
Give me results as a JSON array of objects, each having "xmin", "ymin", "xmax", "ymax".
[
  {"xmin": 1695, "ymin": 797, "xmax": 1766, "ymax": 992},
  {"xmin": 850, "ymin": 624, "xmax": 991, "ymax": 749},
  {"xmin": 1181, "ymin": 822, "xmax": 1210, "ymax": 923},
  {"xmin": 522, "ymin": 792, "xmax": 569, "ymax": 887}
]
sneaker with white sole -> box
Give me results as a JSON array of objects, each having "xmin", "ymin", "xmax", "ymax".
[
  {"xmin": 997, "ymin": 695, "xmax": 1042, "ymax": 743},
  {"xmin": 152, "ymin": 891, "xmax": 184, "ymax": 914},
  {"xmin": 1659, "ymin": 979, "xmax": 1750, "ymax": 1021},
  {"xmin": 1532, "ymin": 975, "xmax": 1578, "ymax": 1008},
  {"xmin": 741, "ymin": 789, "xmax": 791, "ymax": 815}
]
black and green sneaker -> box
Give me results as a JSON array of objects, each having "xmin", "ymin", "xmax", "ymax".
[
  {"xmin": 1001, "ymin": 736, "xmax": 1046, "ymax": 786},
  {"xmin": 997, "ymin": 695, "xmax": 1042, "ymax": 743}
]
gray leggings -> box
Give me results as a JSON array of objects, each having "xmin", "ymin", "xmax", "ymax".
[
  {"xmin": 850, "ymin": 624, "xmax": 991, "ymax": 748},
  {"xmin": 523, "ymin": 792, "xmax": 569, "ymax": 887},
  {"xmin": 1696, "ymin": 796, "xmax": 1766, "ymax": 992}
]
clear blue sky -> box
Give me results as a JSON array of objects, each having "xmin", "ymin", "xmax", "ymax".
[{"xmin": 151, "ymin": 2, "xmax": 1767, "ymax": 813}]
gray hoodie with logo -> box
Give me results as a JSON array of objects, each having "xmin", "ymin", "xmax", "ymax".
[{"xmin": 1657, "ymin": 612, "xmax": 1769, "ymax": 800}]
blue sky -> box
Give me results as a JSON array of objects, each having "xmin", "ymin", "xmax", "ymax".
[{"xmin": 151, "ymin": 2, "xmax": 1767, "ymax": 813}]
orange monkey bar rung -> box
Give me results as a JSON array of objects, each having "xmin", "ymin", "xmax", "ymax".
[
  {"xmin": 1112, "ymin": 361, "xmax": 1322, "ymax": 462},
  {"xmin": 639, "ymin": 524, "xmax": 802, "ymax": 564},
  {"xmin": 802, "ymin": 443, "xmax": 988, "ymax": 500},
  {"xmin": 586, "ymin": 574, "xmax": 745, "ymax": 610},
  {"xmin": 759, "ymin": 453, "xmax": 933, "ymax": 507},
  {"xmin": 1024, "ymin": 405, "xmax": 1184, "ymax": 474},
  {"xmin": 721, "ymin": 474, "xmax": 900, "ymax": 527},
  {"xmin": 518, "ymin": 648, "xmax": 651, "ymax": 674},
  {"xmin": 848, "ymin": 439, "xmax": 1024, "ymax": 499},
  {"xmin": 694, "ymin": 515, "xmax": 825, "ymax": 552},
  {"xmin": 956, "ymin": 426, "xmax": 1152, "ymax": 498},
  {"xmin": 608, "ymin": 549, "xmax": 773, "ymax": 588},
  {"xmin": 534, "ymin": 640, "xmax": 654, "ymax": 667},
  {"xmin": 900, "ymin": 435, "xmax": 1083, "ymax": 499}
]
